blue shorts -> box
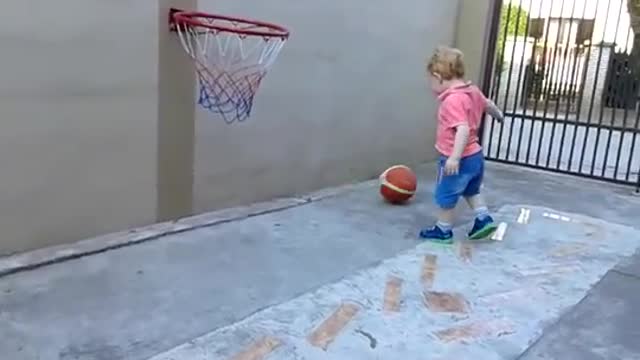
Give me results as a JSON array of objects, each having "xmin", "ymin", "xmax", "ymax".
[{"xmin": 435, "ymin": 151, "xmax": 485, "ymax": 209}]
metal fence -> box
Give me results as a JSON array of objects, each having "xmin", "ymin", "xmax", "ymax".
[{"xmin": 482, "ymin": 0, "xmax": 640, "ymax": 192}]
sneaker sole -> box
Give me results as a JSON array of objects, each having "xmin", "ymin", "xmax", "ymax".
[
  {"xmin": 422, "ymin": 238, "xmax": 454, "ymax": 246},
  {"xmin": 468, "ymin": 224, "xmax": 498, "ymax": 240}
]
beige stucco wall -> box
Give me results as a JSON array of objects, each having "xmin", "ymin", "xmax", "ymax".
[
  {"xmin": 455, "ymin": 0, "xmax": 496, "ymax": 86},
  {"xmin": 191, "ymin": 0, "xmax": 460, "ymax": 212},
  {"xmin": 0, "ymin": 0, "xmax": 160, "ymax": 254},
  {"xmin": 0, "ymin": 0, "xmax": 494, "ymax": 255}
]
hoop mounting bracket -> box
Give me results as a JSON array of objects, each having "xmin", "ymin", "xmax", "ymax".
[{"xmin": 168, "ymin": 8, "xmax": 185, "ymax": 32}]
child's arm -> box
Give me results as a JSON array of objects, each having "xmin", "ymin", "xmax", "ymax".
[
  {"xmin": 485, "ymin": 99, "xmax": 504, "ymax": 122},
  {"xmin": 444, "ymin": 123, "xmax": 469, "ymax": 175},
  {"xmin": 450, "ymin": 124, "xmax": 470, "ymax": 161}
]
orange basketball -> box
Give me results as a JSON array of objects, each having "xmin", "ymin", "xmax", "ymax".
[{"xmin": 379, "ymin": 165, "xmax": 417, "ymax": 204}]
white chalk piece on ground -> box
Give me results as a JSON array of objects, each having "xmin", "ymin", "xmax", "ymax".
[
  {"xmin": 543, "ymin": 212, "xmax": 571, "ymax": 222},
  {"xmin": 492, "ymin": 222, "xmax": 508, "ymax": 241},
  {"xmin": 517, "ymin": 208, "xmax": 531, "ymax": 224}
]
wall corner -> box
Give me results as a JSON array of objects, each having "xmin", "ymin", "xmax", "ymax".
[{"xmin": 454, "ymin": 0, "xmax": 501, "ymax": 87}]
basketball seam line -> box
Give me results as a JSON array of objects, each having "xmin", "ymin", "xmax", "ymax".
[{"xmin": 380, "ymin": 180, "xmax": 415, "ymax": 195}]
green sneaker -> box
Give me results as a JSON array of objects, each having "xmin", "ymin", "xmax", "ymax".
[
  {"xmin": 468, "ymin": 216, "xmax": 498, "ymax": 240},
  {"xmin": 419, "ymin": 226, "xmax": 454, "ymax": 245}
]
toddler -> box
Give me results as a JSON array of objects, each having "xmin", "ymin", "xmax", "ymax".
[{"xmin": 419, "ymin": 46, "xmax": 504, "ymax": 244}]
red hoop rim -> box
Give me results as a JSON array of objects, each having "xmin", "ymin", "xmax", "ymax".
[{"xmin": 173, "ymin": 11, "xmax": 290, "ymax": 39}]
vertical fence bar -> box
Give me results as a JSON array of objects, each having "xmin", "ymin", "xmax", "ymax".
[
  {"xmin": 636, "ymin": 156, "xmax": 640, "ymax": 192},
  {"xmin": 514, "ymin": 0, "xmax": 536, "ymax": 163},
  {"xmin": 578, "ymin": 0, "xmax": 613, "ymax": 173},
  {"xmin": 567, "ymin": 0, "xmax": 601, "ymax": 172},
  {"xmin": 495, "ymin": 3, "xmax": 520, "ymax": 159},
  {"xmin": 545, "ymin": 0, "xmax": 579, "ymax": 169},
  {"xmin": 636, "ymin": 164, "xmax": 640, "ymax": 193},
  {"xmin": 479, "ymin": 0, "xmax": 504, "ymax": 147},
  {"xmin": 535, "ymin": 0, "xmax": 567, "ymax": 166},
  {"xmin": 600, "ymin": 55, "xmax": 621, "ymax": 178},
  {"xmin": 590, "ymin": 2, "xmax": 625, "ymax": 176},
  {"xmin": 500, "ymin": 0, "xmax": 527, "ymax": 161},
  {"xmin": 625, "ymin": 102, "xmax": 640, "ymax": 182},
  {"xmin": 526, "ymin": 0, "xmax": 554, "ymax": 164},
  {"xmin": 557, "ymin": 0, "xmax": 592, "ymax": 170},
  {"xmin": 608, "ymin": 28, "xmax": 634, "ymax": 180},
  {"xmin": 612, "ymin": 32, "xmax": 634, "ymax": 180},
  {"xmin": 521, "ymin": 0, "xmax": 547, "ymax": 164},
  {"xmin": 486, "ymin": 2, "xmax": 513, "ymax": 158},
  {"xmin": 590, "ymin": 49, "xmax": 615, "ymax": 175}
]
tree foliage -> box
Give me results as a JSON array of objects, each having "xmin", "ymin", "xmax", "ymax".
[
  {"xmin": 500, "ymin": 4, "xmax": 529, "ymax": 43},
  {"xmin": 495, "ymin": 4, "xmax": 530, "ymax": 71}
]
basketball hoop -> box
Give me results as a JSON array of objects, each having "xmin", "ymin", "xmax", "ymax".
[{"xmin": 170, "ymin": 9, "xmax": 290, "ymax": 123}]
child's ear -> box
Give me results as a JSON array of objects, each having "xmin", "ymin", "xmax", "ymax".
[{"xmin": 432, "ymin": 72, "xmax": 443, "ymax": 83}]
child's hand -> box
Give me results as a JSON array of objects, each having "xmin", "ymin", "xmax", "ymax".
[
  {"xmin": 485, "ymin": 100, "xmax": 504, "ymax": 123},
  {"xmin": 444, "ymin": 157, "xmax": 460, "ymax": 175}
]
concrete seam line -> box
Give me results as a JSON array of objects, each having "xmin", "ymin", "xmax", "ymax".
[
  {"xmin": 611, "ymin": 269, "xmax": 640, "ymax": 281},
  {"xmin": 0, "ymin": 181, "xmax": 370, "ymax": 278},
  {"xmin": 0, "ymin": 200, "xmax": 303, "ymax": 278}
]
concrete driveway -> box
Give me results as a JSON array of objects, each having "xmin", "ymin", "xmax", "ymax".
[{"xmin": 0, "ymin": 161, "xmax": 639, "ymax": 359}]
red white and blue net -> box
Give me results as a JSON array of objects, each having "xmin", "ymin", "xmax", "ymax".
[{"xmin": 172, "ymin": 11, "xmax": 289, "ymax": 123}]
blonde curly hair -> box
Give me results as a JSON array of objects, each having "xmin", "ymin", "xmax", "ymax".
[{"xmin": 426, "ymin": 46, "xmax": 466, "ymax": 81}]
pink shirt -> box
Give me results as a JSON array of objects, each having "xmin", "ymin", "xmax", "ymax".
[{"xmin": 435, "ymin": 83, "xmax": 486, "ymax": 158}]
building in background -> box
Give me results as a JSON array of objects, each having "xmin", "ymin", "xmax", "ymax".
[{"xmin": 495, "ymin": 0, "xmax": 636, "ymax": 118}]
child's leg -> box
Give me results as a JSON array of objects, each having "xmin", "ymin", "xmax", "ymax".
[
  {"xmin": 461, "ymin": 155, "xmax": 497, "ymax": 240},
  {"xmin": 432, "ymin": 206, "xmax": 456, "ymax": 236},
  {"xmin": 419, "ymin": 206, "xmax": 457, "ymax": 244},
  {"xmin": 420, "ymin": 158, "xmax": 469, "ymax": 244},
  {"xmin": 464, "ymin": 194, "xmax": 490, "ymax": 219},
  {"xmin": 438, "ymin": 207, "xmax": 455, "ymax": 225}
]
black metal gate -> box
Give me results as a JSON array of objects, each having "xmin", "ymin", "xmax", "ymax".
[{"xmin": 482, "ymin": 0, "xmax": 640, "ymax": 192}]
